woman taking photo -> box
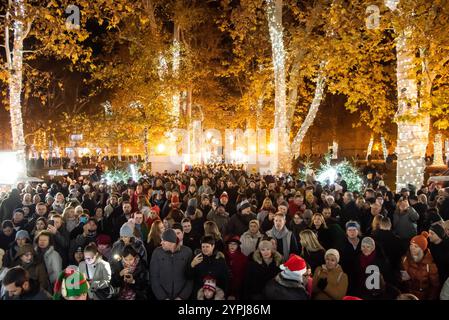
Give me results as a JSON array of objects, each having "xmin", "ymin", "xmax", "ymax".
[
  {"xmin": 79, "ymin": 243, "xmax": 112, "ymax": 300},
  {"xmin": 111, "ymin": 245, "xmax": 149, "ymax": 300}
]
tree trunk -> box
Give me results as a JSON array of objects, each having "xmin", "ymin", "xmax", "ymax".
[
  {"xmin": 144, "ymin": 126, "xmax": 149, "ymax": 165},
  {"xmin": 8, "ymin": 0, "xmax": 27, "ymax": 176},
  {"xmin": 172, "ymin": 21, "xmax": 181, "ymax": 125},
  {"xmin": 266, "ymin": 0, "xmax": 290, "ymax": 173},
  {"xmin": 395, "ymin": 29, "xmax": 429, "ymax": 191},
  {"xmin": 290, "ymin": 71, "xmax": 326, "ymax": 159},
  {"xmin": 432, "ymin": 133, "xmax": 444, "ymax": 166}
]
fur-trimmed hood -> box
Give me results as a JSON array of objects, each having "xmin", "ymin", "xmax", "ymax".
[
  {"xmin": 197, "ymin": 287, "xmax": 225, "ymax": 300},
  {"xmin": 252, "ymin": 249, "xmax": 283, "ymax": 266}
]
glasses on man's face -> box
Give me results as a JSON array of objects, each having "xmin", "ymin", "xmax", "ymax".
[{"xmin": 23, "ymin": 253, "xmax": 33, "ymax": 257}]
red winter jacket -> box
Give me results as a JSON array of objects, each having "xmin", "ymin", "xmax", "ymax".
[{"xmin": 225, "ymin": 249, "xmax": 248, "ymax": 299}]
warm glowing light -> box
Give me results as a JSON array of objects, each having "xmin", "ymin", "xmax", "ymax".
[
  {"xmin": 156, "ymin": 144, "xmax": 165, "ymax": 154},
  {"xmin": 267, "ymin": 143, "xmax": 275, "ymax": 153},
  {"xmin": 317, "ymin": 167, "xmax": 337, "ymax": 185},
  {"xmin": 0, "ymin": 152, "xmax": 22, "ymax": 185}
]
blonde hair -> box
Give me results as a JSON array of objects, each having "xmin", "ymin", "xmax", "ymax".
[
  {"xmin": 299, "ymin": 229, "xmax": 324, "ymax": 253},
  {"xmin": 417, "ymin": 194, "xmax": 427, "ymax": 205},
  {"xmin": 204, "ymin": 221, "xmax": 222, "ymax": 240},
  {"xmin": 371, "ymin": 215, "xmax": 383, "ymax": 232},
  {"xmin": 61, "ymin": 207, "xmax": 75, "ymax": 223},
  {"xmin": 148, "ymin": 220, "xmax": 163, "ymax": 244},
  {"xmin": 262, "ymin": 198, "xmax": 273, "ymax": 209},
  {"xmin": 310, "ymin": 213, "xmax": 328, "ymax": 229}
]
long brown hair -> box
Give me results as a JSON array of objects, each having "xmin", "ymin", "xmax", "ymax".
[
  {"xmin": 148, "ymin": 219, "xmax": 163, "ymax": 244},
  {"xmin": 203, "ymin": 221, "xmax": 222, "ymax": 240}
]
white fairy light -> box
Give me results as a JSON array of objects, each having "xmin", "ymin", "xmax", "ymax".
[
  {"xmin": 433, "ymin": 134, "xmax": 445, "ymax": 166},
  {"xmin": 381, "ymin": 136, "xmax": 388, "ymax": 160},
  {"xmin": 291, "ymin": 67, "xmax": 326, "ymax": 158},
  {"xmin": 366, "ymin": 136, "xmax": 374, "ymax": 160}
]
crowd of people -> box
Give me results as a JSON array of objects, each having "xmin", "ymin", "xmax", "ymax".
[{"xmin": 0, "ymin": 163, "xmax": 448, "ymax": 301}]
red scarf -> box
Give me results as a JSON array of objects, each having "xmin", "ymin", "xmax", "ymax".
[{"xmin": 360, "ymin": 251, "xmax": 376, "ymax": 271}]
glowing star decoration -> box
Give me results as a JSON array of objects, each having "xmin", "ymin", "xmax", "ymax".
[{"xmin": 433, "ymin": 134, "xmax": 445, "ymax": 166}]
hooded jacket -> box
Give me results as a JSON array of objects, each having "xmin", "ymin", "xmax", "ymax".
[
  {"xmin": 243, "ymin": 249, "xmax": 282, "ymax": 300},
  {"xmin": 401, "ymin": 250, "xmax": 440, "ymax": 300}
]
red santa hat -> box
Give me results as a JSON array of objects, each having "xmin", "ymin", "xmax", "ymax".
[{"xmin": 280, "ymin": 254, "xmax": 307, "ymax": 280}]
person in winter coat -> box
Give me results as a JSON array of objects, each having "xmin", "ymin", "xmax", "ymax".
[
  {"xmin": 0, "ymin": 189, "xmax": 22, "ymax": 222},
  {"xmin": 207, "ymin": 204, "xmax": 230, "ymax": 237},
  {"xmin": 340, "ymin": 192, "xmax": 360, "ymax": 228},
  {"xmin": 393, "ymin": 198, "xmax": 419, "ymax": 242},
  {"xmin": 257, "ymin": 198, "xmax": 277, "ymax": 225},
  {"xmin": 225, "ymin": 200, "xmax": 256, "ymax": 237},
  {"xmin": 240, "ymin": 220, "xmax": 263, "ymax": 256},
  {"xmin": 312, "ymin": 249, "xmax": 348, "ymax": 300},
  {"xmin": 111, "ymin": 223, "xmax": 147, "ymax": 270},
  {"xmin": 188, "ymin": 235, "xmax": 230, "ymax": 297},
  {"xmin": 78, "ymin": 243, "xmax": 112, "ymax": 300},
  {"xmin": 224, "ymin": 236, "xmax": 247, "ymax": 299},
  {"xmin": 96, "ymin": 234, "xmax": 112, "ymax": 262},
  {"xmin": 340, "ymin": 221, "xmax": 362, "ymax": 295},
  {"xmin": 353, "ymin": 237, "xmax": 392, "ymax": 300},
  {"xmin": 197, "ymin": 276, "xmax": 225, "ymax": 300},
  {"xmin": 372, "ymin": 216, "xmax": 404, "ymax": 283},
  {"xmin": 111, "ymin": 245, "xmax": 149, "ymax": 300},
  {"xmin": 150, "ymin": 229, "xmax": 193, "ymax": 300},
  {"xmin": 428, "ymin": 223, "xmax": 449, "ymax": 284},
  {"xmin": 266, "ymin": 214, "xmax": 300, "ymax": 261},
  {"xmin": 401, "ymin": 232, "xmax": 440, "ymax": 300},
  {"xmin": 263, "ymin": 254, "xmax": 309, "ymax": 300},
  {"xmin": 185, "ymin": 203, "xmax": 205, "ymax": 238},
  {"xmin": 11, "ymin": 243, "xmax": 50, "ymax": 292},
  {"xmin": 34, "ymin": 231, "xmax": 62, "ymax": 288},
  {"xmin": 309, "ymin": 213, "xmax": 333, "ymax": 250},
  {"xmin": 2, "ymin": 267, "xmax": 52, "ymax": 300},
  {"xmin": 299, "ymin": 229, "xmax": 325, "ymax": 273},
  {"xmin": 47, "ymin": 214, "xmax": 70, "ymax": 267},
  {"xmin": 243, "ymin": 239, "xmax": 282, "ymax": 300},
  {"xmin": 0, "ymin": 220, "xmax": 16, "ymax": 251},
  {"xmin": 4, "ymin": 230, "xmax": 31, "ymax": 268},
  {"xmin": 182, "ymin": 218, "xmax": 200, "ymax": 252}
]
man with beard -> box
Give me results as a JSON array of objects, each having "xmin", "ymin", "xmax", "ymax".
[{"xmin": 225, "ymin": 200, "xmax": 256, "ymax": 237}]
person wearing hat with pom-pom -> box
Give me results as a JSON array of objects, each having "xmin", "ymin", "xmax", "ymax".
[
  {"xmin": 197, "ymin": 276, "xmax": 225, "ymax": 300},
  {"xmin": 400, "ymin": 231, "xmax": 440, "ymax": 300},
  {"xmin": 263, "ymin": 254, "xmax": 309, "ymax": 300},
  {"xmin": 53, "ymin": 266, "xmax": 89, "ymax": 300}
]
